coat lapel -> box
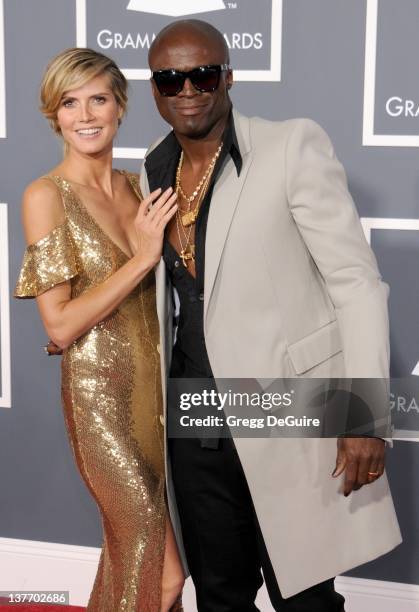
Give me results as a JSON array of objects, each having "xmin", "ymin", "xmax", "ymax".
[
  {"xmin": 145, "ymin": 132, "xmax": 180, "ymax": 193},
  {"xmin": 141, "ymin": 155, "xmax": 173, "ymax": 385},
  {"xmin": 154, "ymin": 258, "xmax": 170, "ymax": 383},
  {"xmin": 144, "ymin": 133, "xmax": 178, "ymax": 385},
  {"xmin": 204, "ymin": 110, "xmax": 253, "ymax": 319}
]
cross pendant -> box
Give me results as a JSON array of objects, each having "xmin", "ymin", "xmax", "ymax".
[{"xmin": 180, "ymin": 245, "xmax": 195, "ymax": 267}]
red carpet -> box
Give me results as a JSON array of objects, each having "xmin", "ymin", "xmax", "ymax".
[
  {"xmin": 0, "ymin": 603, "xmax": 86, "ymax": 612},
  {"xmin": 0, "ymin": 601, "xmax": 84, "ymax": 611},
  {"xmin": 0, "ymin": 607, "xmax": 85, "ymax": 611}
]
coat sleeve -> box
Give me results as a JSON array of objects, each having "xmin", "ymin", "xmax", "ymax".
[{"xmin": 285, "ymin": 118, "xmax": 390, "ymax": 381}]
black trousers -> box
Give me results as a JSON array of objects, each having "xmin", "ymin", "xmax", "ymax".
[{"xmin": 169, "ymin": 436, "xmax": 345, "ymax": 612}]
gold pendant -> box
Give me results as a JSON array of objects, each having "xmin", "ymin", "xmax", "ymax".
[
  {"xmin": 181, "ymin": 209, "xmax": 197, "ymax": 227},
  {"xmin": 180, "ymin": 245, "xmax": 195, "ymax": 267}
]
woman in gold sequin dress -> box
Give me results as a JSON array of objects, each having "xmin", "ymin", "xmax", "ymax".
[{"xmin": 14, "ymin": 48, "xmax": 184, "ymax": 611}]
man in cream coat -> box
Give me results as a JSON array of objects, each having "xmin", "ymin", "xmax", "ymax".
[{"xmin": 141, "ymin": 19, "xmax": 401, "ymax": 612}]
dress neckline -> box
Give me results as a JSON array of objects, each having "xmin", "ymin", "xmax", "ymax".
[{"xmin": 49, "ymin": 171, "xmax": 139, "ymax": 260}]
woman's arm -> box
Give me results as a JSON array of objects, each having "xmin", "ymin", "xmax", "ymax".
[{"xmin": 22, "ymin": 179, "xmax": 177, "ymax": 349}]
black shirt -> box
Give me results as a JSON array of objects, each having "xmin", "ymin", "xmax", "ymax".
[{"xmin": 145, "ymin": 112, "xmax": 243, "ymax": 380}]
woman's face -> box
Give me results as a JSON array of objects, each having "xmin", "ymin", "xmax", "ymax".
[{"xmin": 56, "ymin": 73, "xmax": 121, "ymax": 156}]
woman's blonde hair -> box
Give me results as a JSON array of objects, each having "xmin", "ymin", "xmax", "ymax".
[{"xmin": 40, "ymin": 47, "xmax": 128, "ymax": 134}]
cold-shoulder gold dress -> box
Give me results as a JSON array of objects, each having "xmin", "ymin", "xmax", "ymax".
[{"xmin": 15, "ymin": 172, "xmax": 175, "ymax": 612}]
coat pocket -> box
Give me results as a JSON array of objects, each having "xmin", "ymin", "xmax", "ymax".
[{"xmin": 287, "ymin": 320, "xmax": 342, "ymax": 375}]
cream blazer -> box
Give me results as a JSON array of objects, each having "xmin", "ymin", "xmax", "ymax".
[{"xmin": 141, "ymin": 110, "xmax": 402, "ymax": 597}]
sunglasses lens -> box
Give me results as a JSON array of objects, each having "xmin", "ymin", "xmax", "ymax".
[
  {"xmin": 190, "ymin": 66, "xmax": 220, "ymax": 92},
  {"xmin": 153, "ymin": 66, "xmax": 224, "ymax": 96},
  {"xmin": 154, "ymin": 71, "xmax": 184, "ymax": 96}
]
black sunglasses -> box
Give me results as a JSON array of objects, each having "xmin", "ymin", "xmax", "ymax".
[{"xmin": 151, "ymin": 64, "xmax": 231, "ymax": 97}]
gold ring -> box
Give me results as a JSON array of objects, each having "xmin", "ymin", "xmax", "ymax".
[{"xmin": 367, "ymin": 471, "xmax": 379, "ymax": 477}]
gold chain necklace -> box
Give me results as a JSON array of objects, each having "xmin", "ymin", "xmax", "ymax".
[
  {"xmin": 173, "ymin": 142, "xmax": 223, "ymax": 266},
  {"xmin": 175, "ymin": 167, "xmax": 214, "ymax": 267},
  {"xmin": 175, "ymin": 208, "xmax": 195, "ymax": 267},
  {"xmin": 176, "ymin": 143, "xmax": 223, "ymax": 227}
]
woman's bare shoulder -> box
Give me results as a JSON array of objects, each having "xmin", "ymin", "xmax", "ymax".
[{"xmin": 22, "ymin": 176, "xmax": 65, "ymax": 244}]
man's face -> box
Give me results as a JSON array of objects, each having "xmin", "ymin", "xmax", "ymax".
[{"xmin": 149, "ymin": 34, "xmax": 233, "ymax": 139}]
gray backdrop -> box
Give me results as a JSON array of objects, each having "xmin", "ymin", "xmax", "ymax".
[{"xmin": 1, "ymin": 0, "xmax": 418, "ymax": 590}]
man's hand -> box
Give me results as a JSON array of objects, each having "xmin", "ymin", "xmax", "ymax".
[{"xmin": 332, "ymin": 437, "xmax": 385, "ymax": 496}]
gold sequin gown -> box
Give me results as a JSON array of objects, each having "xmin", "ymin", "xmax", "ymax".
[{"xmin": 15, "ymin": 173, "xmax": 181, "ymax": 612}]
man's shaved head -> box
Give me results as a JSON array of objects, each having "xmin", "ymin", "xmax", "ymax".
[
  {"xmin": 149, "ymin": 20, "xmax": 229, "ymax": 68},
  {"xmin": 148, "ymin": 19, "xmax": 233, "ymax": 140}
]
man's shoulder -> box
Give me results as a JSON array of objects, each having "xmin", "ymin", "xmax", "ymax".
[
  {"xmin": 243, "ymin": 113, "xmax": 326, "ymax": 139},
  {"xmin": 234, "ymin": 111, "xmax": 333, "ymax": 156},
  {"xmin": 143, "ymin": 112, "xmax": 330, "ymax": 161}
]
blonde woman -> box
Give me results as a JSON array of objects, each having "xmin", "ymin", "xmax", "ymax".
[{"xmin": 14, "ymin": 48, "xmax": 184, "ymax": 611}]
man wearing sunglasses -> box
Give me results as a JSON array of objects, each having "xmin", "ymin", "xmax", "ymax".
[{"xmin": 141, "ymin": 19, "xmax": 401, "ymax": 612}]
